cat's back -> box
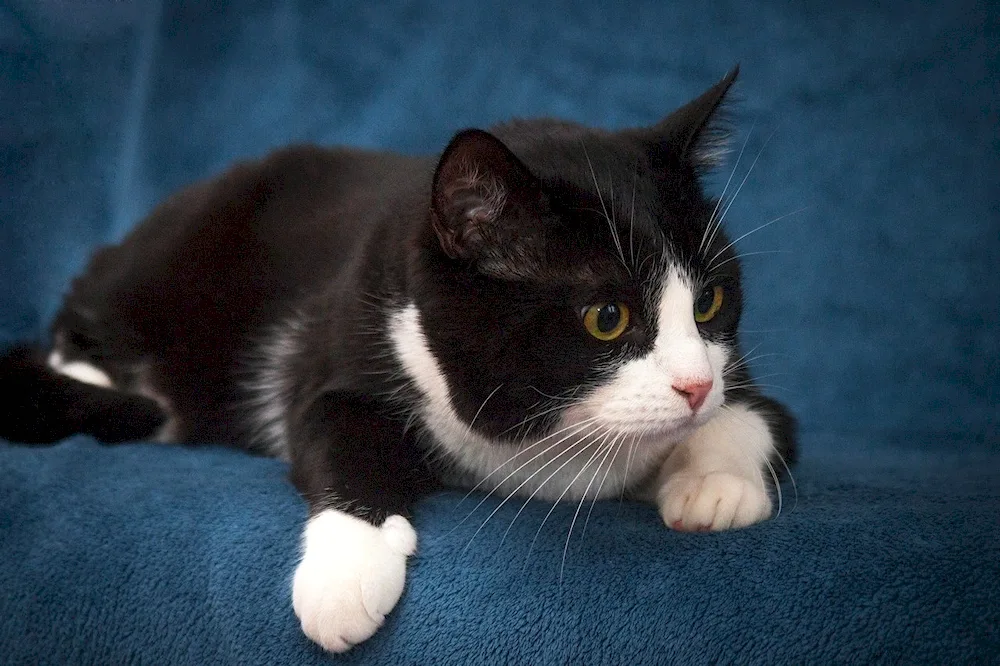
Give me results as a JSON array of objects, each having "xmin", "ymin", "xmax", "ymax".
[
  {"xmin": 50, "ymin": 144, "xmax": 432, "ymax": 442},
  {"xmin": 107, "ymin": 144, "xmax": 428, "ymax": 292},
  {"xmin": 59, "ymin": 144, "xmax": 430, "ymax": 335}
]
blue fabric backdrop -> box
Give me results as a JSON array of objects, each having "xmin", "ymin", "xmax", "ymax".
[{"xmin": 1, "ymin": 0, "xmax": 997, "ymax": 663}]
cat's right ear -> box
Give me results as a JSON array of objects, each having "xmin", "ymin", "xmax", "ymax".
[
  {"xmin": 645, "ymin": 66, "xmax": 740, "ymax": 170},
  {"xmin": 430, "ymin": 129, "xmax": 540, "ymax": 260}
]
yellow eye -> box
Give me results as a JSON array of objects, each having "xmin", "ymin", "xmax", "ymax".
[
  {"xmin": 694, "ymin": 286, "xmax": 724, "ymax": 323},
  {"xmin": 583, "ymin": 302, "xmax": 630, "ymax": 341}
]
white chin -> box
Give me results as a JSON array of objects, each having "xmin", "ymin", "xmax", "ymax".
[{"xmin": 603, "ymin": 417, "xmax": 696, "ymax": 440}]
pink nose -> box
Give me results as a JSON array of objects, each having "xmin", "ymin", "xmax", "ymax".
[{"xmin": 672, "ymin": 379, "xmax": 713, "ymax": 412}]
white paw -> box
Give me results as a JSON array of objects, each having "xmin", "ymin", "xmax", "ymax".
[
  {"xmin": 292, "ymin": 511, "xmax": 417, "ymax": 653},
  {"xmin": 657, "ymin": 471, "xmax": 772, "ymax": 532}
]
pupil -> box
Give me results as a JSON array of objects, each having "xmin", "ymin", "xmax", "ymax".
[
  {"xmin": 696, "ymin": 288, "xmax": 714, "ymax": 314},
  {"xmin": 597, "ymin": 304, "xmax": 620, "ymax": 332}
]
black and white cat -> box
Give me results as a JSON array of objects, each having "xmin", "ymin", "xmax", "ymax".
[{"xmin": 0, "ymin": 67, "xmax": 795, "ymax": 652}]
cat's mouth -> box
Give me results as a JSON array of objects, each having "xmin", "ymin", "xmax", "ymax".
[
  {"xmin": 619, "ymin": 417, "xmax": 701, "ymax": 439},
  {"xmin": 556, "ymin": 403, "xmax": 707, "ymax": 442}
]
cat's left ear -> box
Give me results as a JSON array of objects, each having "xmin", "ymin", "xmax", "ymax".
[
  {"xmin": 644, "ymin": 65, "xmax": 740, "ymax": 169},
  {"xmin": 431, "ymin": 129, "xmax": 542, "ymax": 260}
]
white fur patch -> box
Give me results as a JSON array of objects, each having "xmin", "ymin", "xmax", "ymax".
[
  {"xmin": 47, "ymin": 351, "xmax": 114, "ymax": 389},
  {"xmin": 292, "ymin": 510, "xmax": 416, "ymax": 653},
  {"xmin": 242, "ymin": 315, "xmax": 306, "ymax": 459},
  {"xmin": 654, "ymin": 402, "xmax": 777, "ymax": 531}
]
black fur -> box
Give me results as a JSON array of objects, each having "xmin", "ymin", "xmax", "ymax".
[
  {"xmin": 0, "ymin": 345, "xmax": 164, "ymax": 444},
  {"xmin": 0, "ymin": 67, "xmax": 795, "ymax": 525}
]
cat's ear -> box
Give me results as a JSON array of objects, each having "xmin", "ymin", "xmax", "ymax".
[
  {"xmin": 431, "ymin": 129, "xmax": 541, "ymax": 260},
  {"xmin": 647, "ymin": 65, "xmax": 739, "ymax": 169}
]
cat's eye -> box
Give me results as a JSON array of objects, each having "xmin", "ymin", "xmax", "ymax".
[
  {"xmin": 694, "ymin": 286, "xmax": 724, "ymax": 323},
  {"xmin": 583, "ymin": 302, "xmax": 630, "ymax": 341}
]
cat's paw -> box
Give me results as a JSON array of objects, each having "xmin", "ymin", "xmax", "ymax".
[
  {"xmin": 292, "ymin": 511, "xmax": 416, "ymax": 653},
  {"xmin": 657, "ymin": 471, "xmax": 771, "ymax": 532}
]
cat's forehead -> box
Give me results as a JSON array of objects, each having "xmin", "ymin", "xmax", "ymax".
[
  {"xmin": 490, "ymin": 121, "xmax": 734, "ymax": 290},
  {"xmin": 498, "ymin": 123, "xmax": 654, "ymax": 193},
  {"xmin": 538, "ymin": 167, "xmax": 714, "ymax": 291}
]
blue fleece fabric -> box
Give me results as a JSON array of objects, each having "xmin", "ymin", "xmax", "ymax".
[{"xmin": 1, "ymin": 0, "xmax": 998, "ymax": 663}]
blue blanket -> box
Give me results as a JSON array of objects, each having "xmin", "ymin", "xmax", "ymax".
[{"xmin": 2, "ymin": 0, "xmax": 998, "ymax": 663}]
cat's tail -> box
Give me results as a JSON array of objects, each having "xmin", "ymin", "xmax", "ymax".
[{"xmin": 0, "ymin": 344, "xmax": 166, "ymax": 444}]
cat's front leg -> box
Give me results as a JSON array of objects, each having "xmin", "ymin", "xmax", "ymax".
[
  {"xmin": 287, "ymin": 393, "xmax": 438, "ymax": 653},
  {"xmin": 652, "ymin": 399, "xmax": 794, "ymax": 532}
]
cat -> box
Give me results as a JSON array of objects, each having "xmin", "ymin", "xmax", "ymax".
[{"xmin": 0, "ymin": 66, "xmax": 795, "ymax": 653}]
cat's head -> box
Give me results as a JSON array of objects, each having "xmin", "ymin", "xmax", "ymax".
[{"xmin": 407, "ymin": 67, "xmax": 747, "ymax": 451}]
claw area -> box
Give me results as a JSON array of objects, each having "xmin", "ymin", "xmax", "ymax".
[{"xmin": 658, "ymin": 471, "xmax": 772, "ymax": 532}]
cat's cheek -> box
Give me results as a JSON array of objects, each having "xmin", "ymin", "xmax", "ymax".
[{"xmin": 292, "ymin": 511, "xmax": 416, "ymax": 653}]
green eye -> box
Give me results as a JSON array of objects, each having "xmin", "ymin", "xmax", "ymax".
[
  {"xmin": 583, "ymin": 302, "xmax": 630, "ymax": 341},
  {"xmin": 694, "ymin": 286, "xmax": 724, "ymax": 323}
]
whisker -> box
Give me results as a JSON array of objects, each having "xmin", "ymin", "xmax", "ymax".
[
  {"xmin": 497, "ymin": 401, "xmax": 571, "ymax": 440},
  {"xmin": 559, "ymin": 431, "xmax": 624, "ymax": 582},
  {"xmin": 499, "ymin": 428, "xmax": 613, "ymax": 550},
  {"xmin": 707, "ymin": 207, "xmax": 809, "ymax": 269},
  {"xmin": 629, "ymin": 171, "xmax": 637, "ymax": 267},
  {"xmin": 609, "ymin": 168, "xmax": 616, "ymax": 227},
  {"xmin": 724, "ymin": 382, "xmax": 792, "ymax": 394},
  {"xmin": 709, "ymin": 250, "xmax": 791, "ymax": 273},
  {"xmin": 763, "ymin": 454, "xmax": 783, "ymax": 518},
  {"xmin": 459, "ymin": 383, "xmax": 504, "ymax": 445},
  {"xmin": 618, "ymin": 431, "xmax": 639, "ymax": 505},
  {"xmin": 517, "ymin": 431, "xmax": 615, "ymax": 571},
  {"xmin": 526, "ymin": 385, "xmax": 581, "ymax": 402},
  {"xmin": 578, "ymin": 431, "xmax": 629, "ymax": 545},
  {"xmin": 745, "ymin": 371, "xmax": 790, "ymax": 381},
  {"xmin": 458, "ymin": 422, "xmax": 605, "ymax": 549},
  {"xmin": 725, "ymin": 360, "xmax": 787, "ymax": 375},
  {"xmin": 724, "ymin": 343, "xmax": 764, "ymax": 376},
  {"xmin": 723, "ymin": 361, "xmax": 786, "ymax": 379},
  {"xmin": 582, "ymin": 140, "xmax": 630, "ymax": 274},
  {"xmin": 725, "ymin": 352, "xmax": 789, "ymax": 368},
  {"xmin": 457, "ymin": 416, "xmax": 601, "ymax": 507},
  {"xmin": 701, "ymin": 122, "xmax": 754, "ymax": 256},
  {"xmin": 720, "ymin": 411, "xmax": 777, "ymax": 519},
  {"xmin": 729, "ymin": 410, "xmax": 784, "ymax": 521},
  {"xmin": 725, "ymin": 371, "xmax": 791, "ymax": 384},
  {"xmin": 705, "ymin": 128, "xmax": 778, "ymax": 252},
  {"xmin": 719, "ymin": 403, "xmax": 797, "ymax": 516},
  {"xmin": 770, "ymin": 446, "xmax": 799, "ymax": 513}
]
